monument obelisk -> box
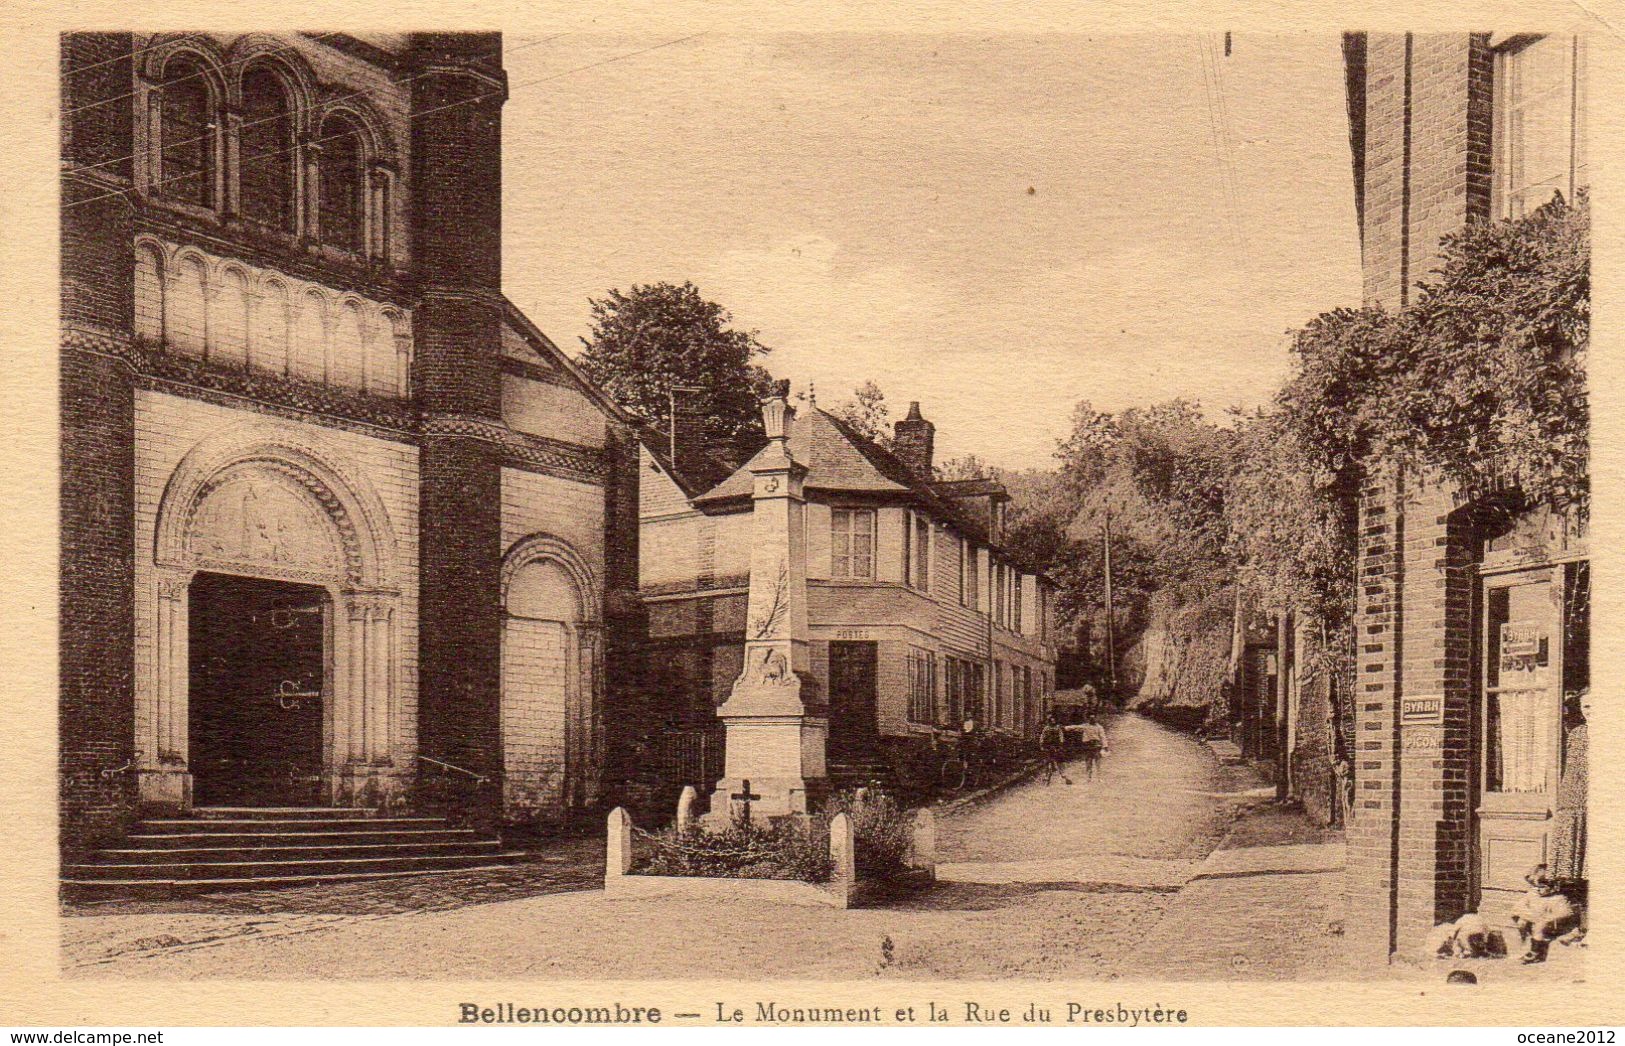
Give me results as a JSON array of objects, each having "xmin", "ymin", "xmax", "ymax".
[{"xmin": 709, "ymin": 384, "xmax": 827, "ymax": 821}]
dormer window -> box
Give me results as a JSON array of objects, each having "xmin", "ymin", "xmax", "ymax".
[
  {"xmin": 914, "ymin": 515, "xmax": 931, "ymax": 591},
  {"xmin": 831, "ymin": 508, "xmax": 875, "ymax": 579}
]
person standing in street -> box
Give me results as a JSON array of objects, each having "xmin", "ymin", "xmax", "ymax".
[
  {"xmin": 1078, "ymin": 712, "xmax": 1108, "ymax": 780},
  {"xmin": 1040, "ymin": 712, "xmax": 1070, "ymax": 785}
]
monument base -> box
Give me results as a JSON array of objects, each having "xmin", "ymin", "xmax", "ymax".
[
  {"xmin": 702, "ymin": 713, "xmax": 829, "ymax": 826},
  {"xmin": 702, "ymin": 774, "xmax": 830, "ymax": 828}
]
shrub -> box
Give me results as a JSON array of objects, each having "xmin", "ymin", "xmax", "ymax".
[
  {"xmin": 629, "ymin": 787, "xmax": 924, "ymax": 885},
  {"xmin": 816, "ymin": 789, "xmax": 915, "ymax": 881},
  {"xmin": 631, "ymin": 818, "xmax": 833, "ymax": 882}
]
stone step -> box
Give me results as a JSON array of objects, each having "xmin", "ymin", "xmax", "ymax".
[
  {"xmin": 63, "ymin": 807, "xmax": 528, "ymax": 901},
  {"xmin": 124, "ymin": 828, "xmax": 483, "ymax": 849},
  {"xmin": 139, "ymin": 816, "xmax": 446, "ymax": 832},
  {"xmin": 92, "ymin": 840, "xmax": 503, "ymax": 864},
  {"xmin": 61, "ymin": 865, "xmax": 522, "ymax": 900},
  {"xmin": 190, "ymin": 806, "xmax": 381, "ymax": 820},
  {"xmin": 64, "ymin": 850, "xmax": 532, "ymax": 882}
]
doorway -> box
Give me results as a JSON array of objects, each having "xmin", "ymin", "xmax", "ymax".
[
  {"xmin": 828, "ymin": 641, "xmax": 879, "ymax": 763},
  {"xmin": 1475, "ymin": 569, "xmax": 1561, "ymax": 912},
  {"xmin": 189, "ymin": 572, "xmax": 328, "ymax": 806}
]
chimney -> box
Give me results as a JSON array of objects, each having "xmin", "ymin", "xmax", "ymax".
[{"xmin": 893, "ymin": 401, "xmax": 935, "ymax": 477}]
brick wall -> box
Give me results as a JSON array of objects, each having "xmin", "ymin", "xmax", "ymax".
[
  {"xmin": 60, "ymin": 34, "xmax": 138, "ymax": 852},
  {"xmin": 409, "ymin": 34, "xmax": 507, "ymax": 795},
  {"xmin": 1346, "ymin": 465, "xmax": 1479, "ymax": 959},
  {"xmin": 1358, "ymin": 33, "xmax": 1492, "ymax": 309},
  {"xmin": 1345, "ymin": 31, "xmax": 1496, "ymax": 960}
]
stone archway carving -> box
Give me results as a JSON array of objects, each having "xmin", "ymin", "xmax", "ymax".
[
  {"xmin": 499, "ymin": 535, "xmax": 602, "ymax": 818},
  {"xmin": 140, "ymin": 422, "xmax": 402, "ymax": 811}
]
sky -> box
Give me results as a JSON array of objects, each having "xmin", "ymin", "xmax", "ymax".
[{"xmin": 500, "ymin": 33, "xmax": 1364, "ymax": 471}]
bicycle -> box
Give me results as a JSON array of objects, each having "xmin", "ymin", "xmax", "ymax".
[{"xmin": 938, "ymin": 735, "xmax": 986, "ymax": 793}]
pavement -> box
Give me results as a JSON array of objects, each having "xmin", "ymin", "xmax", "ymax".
[{"xmin": 58, "ymin": 713, "xmax": 1586, "ymax": 984}]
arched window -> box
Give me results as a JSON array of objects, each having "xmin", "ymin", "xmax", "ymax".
[
  {"xmin": 239, "ymin": 66, "xmax": 296, "ymax": 231},
  {"xmin": 160, "ymin": 60, "xmax": 215, "ymax": 208},
  {"xmin": 319, "ymin": 114, "xmax": 364, "ymax": 253}
]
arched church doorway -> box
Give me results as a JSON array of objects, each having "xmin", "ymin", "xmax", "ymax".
[
  {"xmin": 500, "ymin": 535, "xmax": 602, "ymax": 821},
  {"xmin": 188, "ymin": 572, "xmax": 329, "ymax": 806}
]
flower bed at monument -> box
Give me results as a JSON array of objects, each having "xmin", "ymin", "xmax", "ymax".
[
  {"xmin": 629, "ymin": 789, "xmax": 915, "ymax": 884},
  {"xmin": 604, "ymin": 788, "xmax": 935, "ymax": 909},
  {"xmin": 632, "ymin": 819, "xmax": 833, "ymax": 882}
]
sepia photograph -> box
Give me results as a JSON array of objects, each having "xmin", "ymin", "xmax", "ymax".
[{"xmin": 19, "ymin": 10, "xmax": 1615, "ymax": 1029}]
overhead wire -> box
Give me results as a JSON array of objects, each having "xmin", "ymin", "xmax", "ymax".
[
  {"xmin": 60, "ymin": 32, "xmax": 211, "ymax": 80},
  {"xmin": 60, "ymin": 33, "xmax": 346, "ymax": 119},
  {"xmin": 65, "ymin": 32, "xmax": 706, "ymax": 213},
  {"xmin": 1204, "ymin": 32, "xmax": 1249, "ymax": 255},
  {"xmin": 64, "ymin": 31, "xmax": 572, "ymax": 183}
]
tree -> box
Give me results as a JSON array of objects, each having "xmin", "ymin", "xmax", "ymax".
[
  {"xmin": 577, "ymin": 281, "xmax": 779, "ymax": 461},
  {"xmin": 1221, "ymin": 190, "xmax": 1589, "ymax": 770},
  {"xmin": 935, "ymin": 454, "xmax": 993, "ymax": 481},
  {"xmin": 831, "ymin": 380, "xmax": 892, "ymax": 447}
]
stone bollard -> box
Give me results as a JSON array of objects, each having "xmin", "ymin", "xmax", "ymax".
[
  {"xmin": 911, "ymin": 807, "xmax": 937, "ymax": 880},
  {"xmin": 829, "ymin": 812, "xmax": 856, "ymax": 908},
  {"xmin": 606, "ymin": 806, "xmax": 633, "ymax": 882},
  {"xmin": 676, "ymin": 785, "xmax": 697, "ymax": 833}
]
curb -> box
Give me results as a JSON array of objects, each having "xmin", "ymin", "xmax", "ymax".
[{"xmin": 934, "ymin": 760, "xmax": 1044, "ymax": 814}]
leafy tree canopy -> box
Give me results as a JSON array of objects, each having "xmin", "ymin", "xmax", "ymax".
[
  {"xmin": 830, "ymin": 380, "xmax": 893, "ymax": 448},
  {"xmin": 577, "ymin": 281, "xmax": 779, "ymax": 461}
]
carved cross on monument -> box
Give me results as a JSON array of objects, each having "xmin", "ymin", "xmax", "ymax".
[{"xmin": 731, "ymin": 778, "xmax": 762, "ymax": 827}]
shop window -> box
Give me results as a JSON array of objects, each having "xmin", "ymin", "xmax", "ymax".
[
  {"xmin": 907, "ymin": 647, "xmax": 937, "ymax": 725},
  {"xmin": 1484, "ymin": 579, "xmax": 1558, "ymax": 794}
]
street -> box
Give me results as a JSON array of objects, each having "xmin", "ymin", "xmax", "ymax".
[{"xmin": 64, "ymin": 714, "xmax": 1373, "ymax": 981}]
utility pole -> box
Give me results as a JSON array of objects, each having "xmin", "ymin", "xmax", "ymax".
[
  {"xmin": 1276, "ymin": 609, "xmax": 1292, "ymax": 801},
  {"xmin": 668, "ymin": 385, "xmax": 703, "ymax": 473},
  {"xmin": 1103, "ymin": 509, "xmax": 1117, "ymax": 702}
]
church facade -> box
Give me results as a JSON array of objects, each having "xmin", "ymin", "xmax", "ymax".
[{"xmin": 60, "ymin": 32, "xmax": 643, "ymax": 856}]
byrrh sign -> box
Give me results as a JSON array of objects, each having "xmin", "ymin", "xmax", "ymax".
[{"xmin": 1401, "ymin": 696, "xmax": 1444, "ymax": 724}]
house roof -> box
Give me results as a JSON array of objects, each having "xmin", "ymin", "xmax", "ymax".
[
  {"xmin": 691, "ymin": 405, "xmax": 1050, "ymax": 579},
  {"xmin": 693, "ymin": 406, "xmax": 921, "ymax": 505}
]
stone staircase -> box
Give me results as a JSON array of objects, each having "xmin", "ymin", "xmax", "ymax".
[{"xmin": 63, "ymin": 807, "xmax": 527, "ymax": 899}]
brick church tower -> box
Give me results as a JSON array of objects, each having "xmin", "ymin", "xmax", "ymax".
[{"xmin": 59, "ymin": 33, "xmax": 643, "ymax": 861}]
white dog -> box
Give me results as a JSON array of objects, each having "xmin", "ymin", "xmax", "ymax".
[{"xmin": 1425, "ymin": 911, "xmax": 1495, "ymax": 959}]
